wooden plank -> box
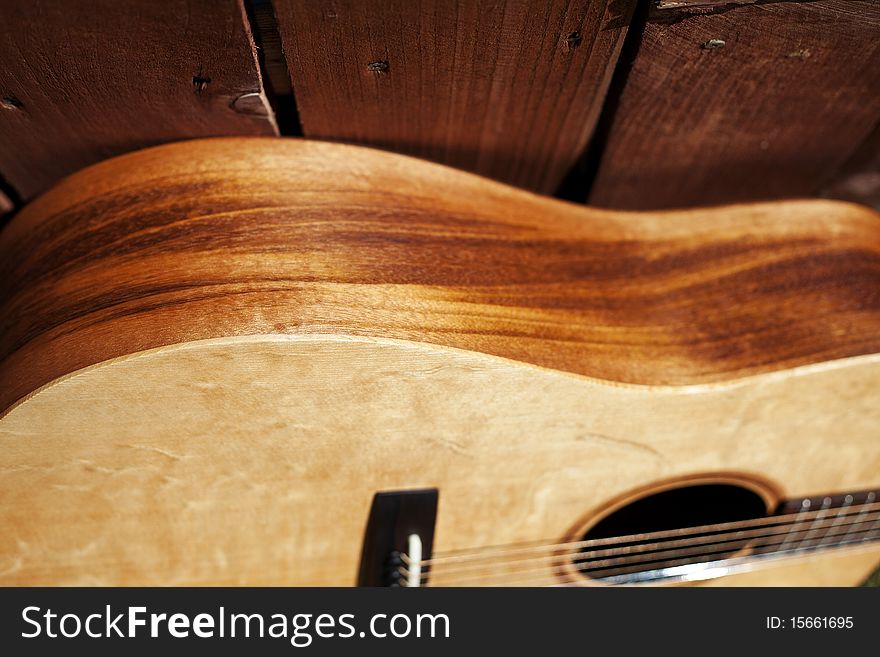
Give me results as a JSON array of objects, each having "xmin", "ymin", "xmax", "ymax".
[
  {"xmin": 0, "ymin": 190, "xmax": 12, "ymax": 217},
  {"xmin": 823, "ymin": 121, "xmax": 880, "ymax": 210},
  {"xmin": 0, "ymin": 0, "xmax": 277, "ymax": 200},
  {"xmin": 654, "ymin": 0, "xmax": 759, "ymax": 9},
  {"xmin": 589, "ymin": 1, "xmax": 880, "ymax": 209},
  {"xmin": 274, "ymin": 0, "xmax": 636, "ymax": 194}
]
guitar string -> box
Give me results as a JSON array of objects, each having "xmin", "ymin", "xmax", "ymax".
[
  {"xmin": 402, "ymin": 510, "xmax": 880, "ymax": 583},
  {"xmin": 416, "ymin": 493, "xmax": 880, "ymax": 564},
  {"xmin": 406, "ymin": 524, "xmax": 880, "ymax": 587},
  {"xmin": 418, "ymin": 508, "xmax": 879, "ymax": 575},
  {"xmin": 410, "ymin": 520, "xmax": 880, "ymax": 586},
  {"xmin": 414, "ymin": 497, "xmax": 880, "ymax": 566},
  {"xmin": 536, "ymin": 531, "xmax": 880, "ymax": 587},
  {"xmin": 477, "ymin": 533, "xmax": 880, "ymax": 588},
  {"xmin": 816, "ymin": 494, "xmax": 855, "ymax": 547},
  {"xmin": 426, "ymin": 534, "xmax": 880, "ymax": 587},
  {"xmin": 397, "ymin": 502, "xmax": 880, "ymax": 581},
  {"xmin": 405, "ymin": 519, "xmax": 880, "ymax": 585}
]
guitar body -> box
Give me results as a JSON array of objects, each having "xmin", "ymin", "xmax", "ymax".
[{"xmin": 1, "ymin": 138, "xmax": 879, "ymax": 585}]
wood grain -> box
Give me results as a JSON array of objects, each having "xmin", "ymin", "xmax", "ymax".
[
  {"xmin": 2, "ymin": 137, "xmax": 880, "ymax": 414},
  {"xmin": 0, "ymin": 190, "xmax": 12, "ymax": 217},
  {"xmin": 0, "ymin": 0, "xmax": 277, "ymax": 201},
  {"xmin": 1, "ymin": 335, "xmax": 878, "ymax": 585},
  {"xmin": 824, "ymin": 121, "xmax": 880, "ymax": 210},
  {"xmin": 274, "ymin": 0, "xmax": 636, "ymax": 193},
  {"xmin": 654, "ymin": 0, "xmax": 761, "ymax": 11},
  {"xmin": 589, "ymin": 0, "xmax": 880, "ymax": 209}
]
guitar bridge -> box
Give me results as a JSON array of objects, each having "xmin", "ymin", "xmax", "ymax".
[{"xmin": 356, "ymin": 489, "xmax": 438, "ymax": 587}]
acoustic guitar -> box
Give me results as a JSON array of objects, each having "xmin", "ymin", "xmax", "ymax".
[{"xmin": 1, "ymin": 138, "xmax": 878, "ymax": 586}]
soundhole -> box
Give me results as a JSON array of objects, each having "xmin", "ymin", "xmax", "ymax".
[{"xmin": 577, "ymin": 483, "xmax": 769, "ymax": 583}]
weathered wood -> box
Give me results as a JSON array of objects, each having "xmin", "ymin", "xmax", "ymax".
[
  {"xmin": 589, "ymin": 0, "xmax": 880, "ymax": 209},
  {"xmin": 823, "ymin": 121, "xmax": 880, "ymax": 210},
  {"xmin": 0, "ymin": 190, "xmax": 12, "ymax": 217},
  {"xmin": 0, "ymin": 0, "xmax": 277, "ymax": 201},
  {"xmin": 654, "ymin": 0, "xmax": 760, "ymax": 10},
  {"xmin": 274, "ymin": 0, "xmax": 636, "ymax": 194}
]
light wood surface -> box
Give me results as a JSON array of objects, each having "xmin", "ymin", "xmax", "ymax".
[
  {"xmin": 1, "ymin": 336, "xmax": 878, "ymax": 585},
  {"xmin": 1, "ymin": 138, "xmax": 878, "ymax": 585}
]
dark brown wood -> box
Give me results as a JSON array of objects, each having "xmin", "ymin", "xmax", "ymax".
[
  {"xmin": 823, "ymin": 121, "xmax": 880, "ymax": 210},
  {"xmin": 589, "ymin": 0, "xmax": 880, "ymax": 209},
  {"xmin": 0, "ymin": 0, "xmax": 277, "ymax": 201},
  {"xmin": 274, "ymin": 0, "xmax": 636, "ymax": 194},
  {"xmin": 2, "ymin": 138, "xmax": 880, "ymax": 412},
  {"xmin": 654, "ymin": 0, "xmax": 759, "ymax": 10},
  {"xmin": 0, "ymin": 190, "xmax": 12, "ymax": 217}
]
